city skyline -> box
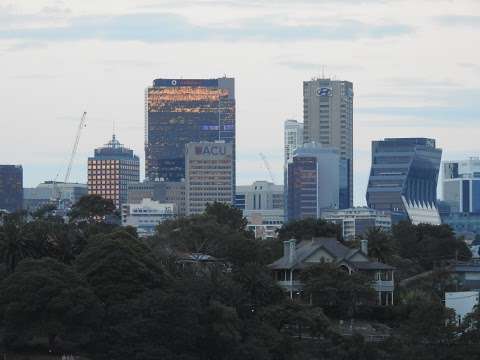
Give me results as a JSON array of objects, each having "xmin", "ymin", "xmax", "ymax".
[{"xmin": 1, "ymin": 0, "xmax": 479, "ymax": 206}]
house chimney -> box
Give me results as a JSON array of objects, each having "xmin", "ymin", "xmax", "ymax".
[
  {"xmin": 360, "ymin": 239, "xmax": 368, "ymax": 256},
  {"xmin": 284, "ymin": 239, "xmax": 296, "ymax": 263}
]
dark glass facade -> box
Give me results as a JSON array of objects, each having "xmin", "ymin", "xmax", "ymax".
[
  {"xmin": 0, "ymin": 165, "xmax": 23, "ymax": 212},
  {"xmin": 366, "ymin": 138, "xmax": 442, "ymax": 224},
  {"xmin": 287, "ymin": 156, "xmax": 318, "ymax": 220},
  {"xmin": 145, "ymin": 78, "xmax": 235, "ymax": 183},
  {"xmin": 339, "ymin": 159, "xmax": 350, "ymax": 209}
]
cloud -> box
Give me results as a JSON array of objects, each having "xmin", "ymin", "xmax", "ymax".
[
  {"xmin": 358, "ymin": 105, "xmax": 480, "ymax": 122},
  {"xmin": 276, "ymin": 60, "xmax": 364, "ymax": 71},
  {"xmin": 0, "ymin": 12, "xmax": 413, "ymax": 43},
  {"xmin": 436, "ymin": 15, "xmax": 480, "ymax": 28}
]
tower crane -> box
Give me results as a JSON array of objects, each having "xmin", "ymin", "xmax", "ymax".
[
  {"xmin": 259, "ymin": 152, "xmax": 276, "ymax": 184},
  {"xmin": 53, "ymin": 111, "xmax": 87, "ymax": 204},
  {"xmin": 64, "ymin": 111, "xmax": 87, "ymax": 183}
]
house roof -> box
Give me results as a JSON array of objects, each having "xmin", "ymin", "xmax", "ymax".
[{"xmin": 268, "ymin": 237, "xmax": 394, "ymax": 271}]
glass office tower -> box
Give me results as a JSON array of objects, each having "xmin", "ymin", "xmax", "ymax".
[
  {"xmin": 0, "ymin": 165, "xmax": 23, "ymax": 212},
  {"xmin": 286, "ymin": 142, "xmax": 340, "ymax": 221},
  {"xmin": 145, "ymin": 78, "xmax": 235, "ymax": 183},
  {"xmin": 366, "ymin": 138, "xmax": 442, "ymax": 225}
]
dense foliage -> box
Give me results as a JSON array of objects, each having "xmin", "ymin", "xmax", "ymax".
[{"xmin": 0, "ymin": 197, "xmax": 478, "ymax": 359}]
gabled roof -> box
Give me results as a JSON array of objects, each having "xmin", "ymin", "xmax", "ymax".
[{"xmin": 268, "ymin": 237, "xmax": 393, "ymax": 271}]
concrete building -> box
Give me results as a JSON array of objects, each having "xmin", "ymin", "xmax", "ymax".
[
  {"xmin": 303, "ymin": 78, "xmax": 353, "ymax": 207},
  {"xmin": 121, "ymin": 198, "xmax": 175, "ymax": 236},
  {"xmin": 322, "ymin": 207, "xmax": 392, "ymax": 240},
  {"xmin": 185, "ymin": 141, "xmax": 234, "ymax": 215},
  {"xmin": 286, "ymin": 142, "xmax": 340, "ymax": 221},
  {"xmin": 284, "ymin": 119, "xmax": 303, "ymax": 166},
  {"xmin": 145, "ymin": 78, "xmax": 235, "ymax": 183},
  {"xmin": 0, "ymin": 165, "xmax": 23, "ymax": 213},
  {"xmin": 23, "ymin": 181, "xmax": 87, "ymax": 211},
  {"xmin": 269, "ymin": 238, "xmax": 395, "ymax": 305},
  {"xmin": 236, "ymin": 181, "xmax": 284, "ymax": 239},
  {"xmin": 442, "ymin": 158, "xmax": 480, "ymax": 214},
  {"xmin": 88, "ymin": 134, "xmax": 140, "ymax": 208},
  {"xmin": 366, "ymin": 138, "xmax": 442, "ymax": 225},
  {"xmin": 127, "ymin": 180, "xmax": 186, "ymax": 216}
]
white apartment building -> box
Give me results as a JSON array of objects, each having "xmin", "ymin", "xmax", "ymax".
[{"xmin": 121, "ymin": 198, "xmax": 175, "ymax": 236}]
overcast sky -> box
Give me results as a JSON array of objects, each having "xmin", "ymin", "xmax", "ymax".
[{"xmin": 1, "ymin": 0, "xmax": 479, "ymax": 205}]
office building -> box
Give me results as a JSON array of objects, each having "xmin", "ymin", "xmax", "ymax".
[
  {"xmin": 23, "ymin": 181, "xmax": 87, "ymax": 211},
  {"xmin": 185, "ymin": 141, "xmax": 234, "ymax": 215},
  {"xmin": 88, "ymin": 134, "xmax": 140, "ymax": 208},
  {"xmin": 442, "ymin": 157, "xmax": 480, "ymax": 214},
  {"xmin": 145, "ymin": 78, "xmax": 235, "ymax": 183},
  {"xmin": 322, "ymin": 207, "xmax": 392, "ymax": 240},
  {"xmin": 366, "ymin": 138, "xmax": 442, "ymax": 225},
  {"xmin": 284, "ymin": 119, "xmax": 303, "ymax": 166},
  {"xmin": 0, "ymin": 165, "xmax": 23, "ymax": 212},
  {"xmin": 442, "ymin": 212, "xmax": 480, "ymax": 236},
  {"xmin": 236, "ymin": 181, "xmax": 284, "ymax": 239},
  {"xmin": 286, "ymin": 142, "xmax": 340, "ymax": 221},
  {"xmin": 127, "ymin": 180, "xmax": 186, "ymax": 217},
  {"xmin": 121, "ymin": 198, "xmax": 175, "ymax": 236},
  {"xmin": 303, "ymin": 78, "xmax": 353, "ymax": 207}
]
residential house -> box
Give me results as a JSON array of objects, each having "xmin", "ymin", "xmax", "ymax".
[{"xmin": 268, "ymin": 237, "xmax": 395, "ymax": 305}]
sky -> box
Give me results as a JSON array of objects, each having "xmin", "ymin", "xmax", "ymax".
[{"xmin": 0, "ymin": 0, "xmax": 479, "ymax": 206}]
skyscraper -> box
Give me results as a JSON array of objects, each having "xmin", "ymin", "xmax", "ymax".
[
  {"xmin": 366, "ymin": 138, "xmax": 442, "ymax": 225},
  {"xmin": 145, "ymin": 78, "xmax": 235, "ymax": 183},
  {"xmin": 185, "ymin": 141, "xmax": 234, "ymax": 215},
  {"xmin": 286, "ymin": 142, "xmax": 340, "ymax": 221},
  {"xmin": 284, "ymin": 119, "xmax": 303, "ymax": 166},
  {"xmin": 303, "ymin": 78, "xmax": 353, "ymax": 207},
  {"xmin": 0, "ymin": 165, "xmax": 23, "ymax": 212},
  {"xmin": 442, "ymin": 157, "xmax": 480, "ymax": 214},
  {"xmin": 88, "ymin": 134, "xmax": 140, "ymax": 208}
]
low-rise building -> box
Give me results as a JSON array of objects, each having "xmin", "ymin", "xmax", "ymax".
[
  {"xmin": 23, "ymin": 181, "xmax": 87, "ymax": 211},
  {"xmin": 269, "ymin": 238, "xmax": 395, "ymax": 305},
  {"xmin": 121, "ymin": 198, "xmax": 175, "ymax": 236},
  {"xmin": 321, "ymin": 207, "xmax": 392, "ymax": 240},
  {"xmin": 236, "ymin": 181, "xmax": 284, "ymax": 239},
  {"xmin": 127, "ymin": 180, "xmax": 186, "ymax": 217}
]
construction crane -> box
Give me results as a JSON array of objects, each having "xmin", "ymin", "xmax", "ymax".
[
  {"xmin": 259, "ymin": 152, "xmax": 276, "ymax": 184},
  {"xmin": 53, "ymin": 112, "xmax": 87, "ymax": 205},
  {"xmin": 64, "ymin": 111, "xmax": 87, "ymax": 183}
]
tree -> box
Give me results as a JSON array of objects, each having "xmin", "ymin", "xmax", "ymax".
[
  {"xmin": 205, "ymin": 202, "xmax": 249, "ymax": 234},
  {"xmin": 75, "ymin": 230, "xmax": 166, "ymax": 305},
  {"xmin": 366, "ymin": 227, "xmax": 395, "ymax": 263},
  {"xmin": 0, "ymin": 213, "xmax": 35, "ymax": 272},
  {"xmin": 301, "ymin": 263, "xmax": 376, "ymax": 319},
  {"xmin": 0, "ymin": 257, "xmax": 103, "ymax": 352},
  {"xmin": 277, "ymin": 218, "xmax": 341, "ymax": 242},
  {"xmin": 69, "ymin": 194, "xmax": 116, "ymax": 224},
  {"xmin": 392, "ymin": 222, "xmax": 471, "ymax": 270}
]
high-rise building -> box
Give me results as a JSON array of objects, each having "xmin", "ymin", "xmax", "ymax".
[
  {"xmin": 235, "ymin": 181, "xmax": 284, "ymax": 239},
  {"xmin": 366, "ymin": 138, "xmax": 442, "ymax": 225},
  {"xmin": 0, "ymin": 165, "xmax": 23, "ymax": 212},
  {"xmin": 88, "ymin": 134, "xmax": 140, "ymax": 208},
  {"xmin": 286, "ymin": 142, "xmax": 340, "ymax": 221},
  {"xmin": 442, "ymin": 157, "xmax": 480, "ymax": 214},
  {"xmin": 145, "ymin": 78, "xmax": 235, "ymax": 183},
  {"xmin": 303, "ymin": 78, "xmax": 353, "ymax": 207},
  {"xmin": 321, "ymin": 207, "xmax": 392, "ymax": 241},
  {"xmin": 127, "ymin": 180, "xmax": 186, "ymax": 217},
  {"xmin": 23, "ymin": 181, "xmax": 87, "ymax": 211},
  {"xmin": 185, "ymin": 141, "xmax": 234, "ymax": 216},
  {"xmin": 284, "ymin": 119, "xmax": 303, "ymax": 166}
]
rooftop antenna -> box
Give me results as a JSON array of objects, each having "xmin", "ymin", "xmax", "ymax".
[{"xmin": 322, "ymin": 65, "xmax": 325, "ymax": 78}]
